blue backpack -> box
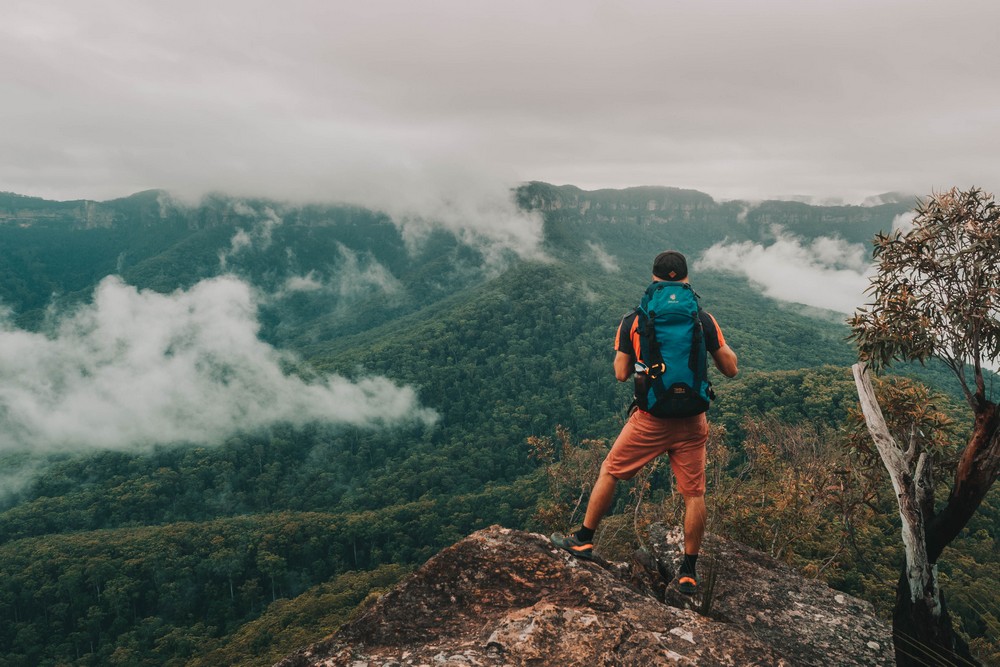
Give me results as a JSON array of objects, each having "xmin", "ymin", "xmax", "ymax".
[{"xmin": 633, "ymin": 281, "xmax": 713, "ymax": 418}]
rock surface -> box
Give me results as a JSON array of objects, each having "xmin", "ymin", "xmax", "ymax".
[{"xmin": 275, "ymin": 525, "xmax": 893, "ymax": 666}]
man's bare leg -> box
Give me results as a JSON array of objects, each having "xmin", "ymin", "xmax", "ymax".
[
  {"xmin": 682, "ymin": 494, "xmax": 707, "ymax": 555},
  {"xmin": 550, "ymin": 465, "xmax": 619, "ymax": 559},
  {"xmin": 676, "ymin": 493, "xmax": 707, "ymax": 592},
  {"xmin": 582, "ymin": 466, "xmax": 619, "ymax": 532}
]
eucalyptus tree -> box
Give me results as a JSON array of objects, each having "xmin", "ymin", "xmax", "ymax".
[{"xmin": 850, "ymin": 187, "xmax": 1000, "ymax": 666}]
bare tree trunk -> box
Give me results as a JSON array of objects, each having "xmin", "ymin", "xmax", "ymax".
[
  {"xmin": 852, "ymin": 364, "xmax": 939, "ymax": 610},
  {"xmin": 852, "ymin": 364, "xmax": 971, "ymax": 666},
  {"xmin": 890, "ymin": 568, "xmax": 974, "ymax": 666}
]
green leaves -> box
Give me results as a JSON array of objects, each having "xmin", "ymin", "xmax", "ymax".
[{"xmin": 850, "ymin": 187, "xmax": 1000, "ymax": 407}]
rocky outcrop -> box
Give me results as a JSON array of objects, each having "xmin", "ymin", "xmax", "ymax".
[{"xmin": 276, "ymin": 525, "xmax": 893, "ymax": 666}]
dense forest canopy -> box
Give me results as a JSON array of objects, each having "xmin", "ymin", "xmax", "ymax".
[{"xmin": 0, "ymin": 184, "xmax": 995, "ymax": 665}]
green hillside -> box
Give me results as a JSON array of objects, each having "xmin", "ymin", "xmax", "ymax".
[{"xmin": 0, "ymin": 185, "xmax": 996, "ymax": 665}]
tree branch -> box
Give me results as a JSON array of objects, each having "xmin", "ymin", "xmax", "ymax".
[{"xmin": 941, "ymin": 354, "xmax": 976, "ymax": 409}]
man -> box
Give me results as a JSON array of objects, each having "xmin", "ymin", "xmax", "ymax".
[{"xmin": 551, "ymin": 250, "xmax": 738, "ymax": 594}]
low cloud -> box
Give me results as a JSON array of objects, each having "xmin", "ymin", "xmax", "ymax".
[
  {"xmin": 587, "ymin": 242, "xmax": 618, "ymax": 273},
  {"xmin": 0, "ymin": 454, "xmax": 43, "ymax": 499},
  {"xmin": 213, "ymin": 203, "xmax": 405, "ymax": 301},
  {"xmin": 0, "ymin": 276, "xmax": 436, "ymax": 453},
  {"xmin": 383, "ymin": 181, "xmax": 547, "ymax": 267},
  {"xmin": 892, "ymin": 212, "xmax": 917, "ymax": 235},
  {"xmin": 697, "ymin": 230, "xmax": 872, "ymax": 314},
  {"xmin": 281, "ymin": 271, "xmax": 326, "ymax": 294},
  {"xmin": 276, "ymin": 244, "xmax": 402, "ymax": 301},
  {"xmin": 218, "ymin": 204, "xmax": 284, "ymax": 269},
  {"xmin": 211, "ymin": 190, "xmax": 545, "ymax": 277},
  {"xmin": 331, "ymin": 243, "xmax": 402, "ymax": 298},
  {"xmin": 734, "ymin": 202, "xmax": 760, "ymax": 224}
]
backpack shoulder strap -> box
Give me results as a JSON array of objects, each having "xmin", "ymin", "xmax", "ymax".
[{"xmin": 636, "ymin": 283, "xmax": 666, "ymax": 377}]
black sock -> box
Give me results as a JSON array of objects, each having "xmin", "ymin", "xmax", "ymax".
[
  {"xmin": 574, "ymin": 526, "xmax": 595, "ymax": 543},
  {"xmin": 680, "ymin": 553, "xmax": 698, "ymax": 576}
]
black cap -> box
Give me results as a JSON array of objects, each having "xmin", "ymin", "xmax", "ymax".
[{"xmin": 653, "ymin": 250, "xmax": 688, "ymax": 280}]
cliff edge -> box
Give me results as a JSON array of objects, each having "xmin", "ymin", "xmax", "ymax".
[{"xmin": 276, "ymin": 524, "xmax": 892, "ymax": 666}]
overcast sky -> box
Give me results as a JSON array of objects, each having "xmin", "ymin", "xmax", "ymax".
[{"xmin": 3, "ymin": 0, "xmax": 999, "ymax": 208}]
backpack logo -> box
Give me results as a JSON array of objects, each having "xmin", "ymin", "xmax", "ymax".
[{"xmin": 633, "ymin": 282, "xmax": 713, "ymax": 418}]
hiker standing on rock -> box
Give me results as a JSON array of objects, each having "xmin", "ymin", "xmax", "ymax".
[{"xmin": 551, "ymin": 250, "xmax": 738, "ymax": 594}]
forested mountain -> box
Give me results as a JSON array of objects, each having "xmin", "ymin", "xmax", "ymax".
[{"xmin": 0, "ymin": 184, "xmax": 995, "ymax": 665}]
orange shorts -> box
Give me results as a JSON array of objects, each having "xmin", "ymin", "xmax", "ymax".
[{"xmin": 603, "ymin": 410, "xmax": 709, "ymax": 496}]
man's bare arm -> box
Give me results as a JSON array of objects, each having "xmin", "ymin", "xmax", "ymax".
[
  {"xmin": 614, "ymin": 351, "xmax": 633, "ymax": 382},
  {"xmin": 711, "ymin": 344, "xmax": 739, "ymax": 378}
]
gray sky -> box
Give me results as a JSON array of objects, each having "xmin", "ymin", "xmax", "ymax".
[{"xmin": 3, "ymin": 0, "xmax": 999, "ymax": 207}]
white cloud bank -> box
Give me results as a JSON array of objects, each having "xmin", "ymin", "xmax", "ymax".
[
  {"xmin": 698, "ymin": 230, "xmax": 873, "ymax": 315},
  {"xmin": 0, "ymin": 276, "xmax": 436, "ymax": 452}
]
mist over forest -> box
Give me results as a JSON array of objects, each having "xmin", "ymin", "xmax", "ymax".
[{"xmin": 0, "ymin": 183, "xmax": 996, "ymax": 665}]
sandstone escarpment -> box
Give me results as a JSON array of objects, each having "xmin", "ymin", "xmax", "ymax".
[{"xmin": 277, "ymin": 525, "xmax": 892, "ymax": 666}]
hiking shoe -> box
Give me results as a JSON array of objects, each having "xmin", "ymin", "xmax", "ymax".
[
  {"xmin": 549, "ymin": 533, "xmax": 594, "ymax": 560},
  {"xmin": 677, "ymin": 573, "xmax": 698, "ymax": 595}
]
